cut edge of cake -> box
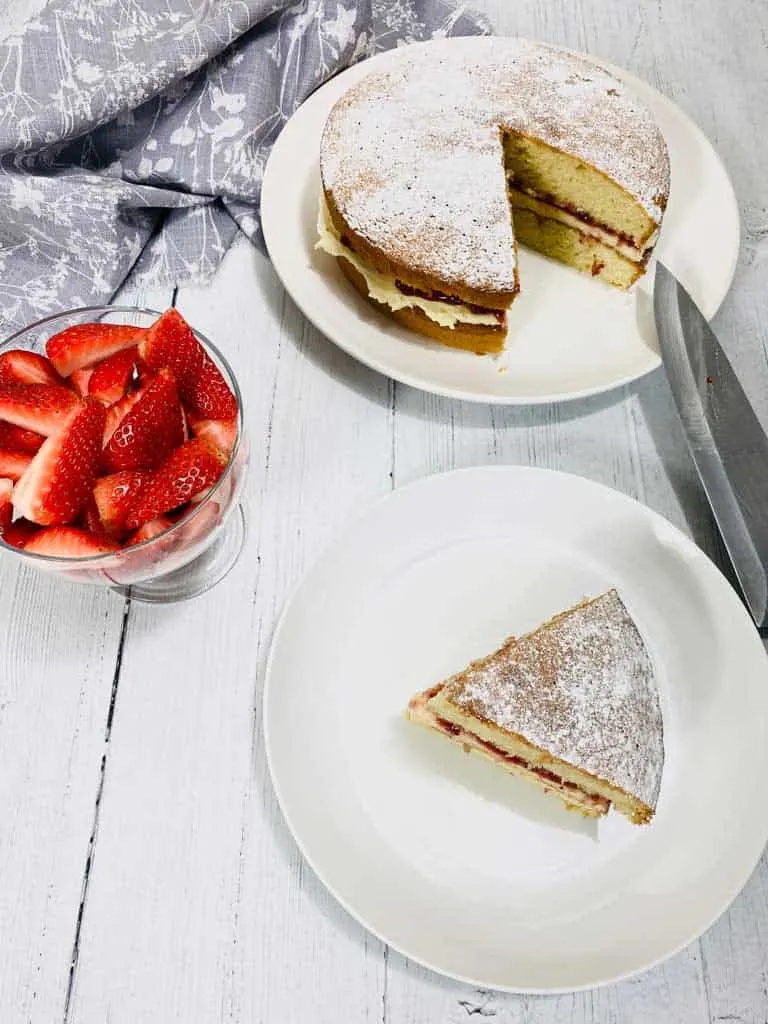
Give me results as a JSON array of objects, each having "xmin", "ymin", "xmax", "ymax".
[{"xmin": 318, "ymin": 40, "xmax": 670, "ymax": 352}]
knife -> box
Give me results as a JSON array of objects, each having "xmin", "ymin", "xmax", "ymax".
[{"xmin": 653, "ymin": 261, "xmax": 768, "ymax": 628}]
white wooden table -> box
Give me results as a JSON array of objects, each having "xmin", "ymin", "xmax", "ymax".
[{"xmin": 2, "ymin": 1, "xmax": 766, "ymax": 1021}]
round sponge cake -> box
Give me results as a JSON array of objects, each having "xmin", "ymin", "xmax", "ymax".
[{"xmin": 318, "ymin": 38, "xmax": 670, "ymax": 353}]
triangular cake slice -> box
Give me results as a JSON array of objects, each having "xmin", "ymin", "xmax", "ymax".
[{"xmin": 407, "ymin": 590, "xmax": 664, "ymax": 824}]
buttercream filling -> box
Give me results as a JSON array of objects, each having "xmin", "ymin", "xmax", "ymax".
[
  {"xmin": 507, "ymin": 185, "xmax": 658, "ymax": 260},
  {"xmin": 316, "ymin": 198, "xmax": 505, "ymax": 329}
]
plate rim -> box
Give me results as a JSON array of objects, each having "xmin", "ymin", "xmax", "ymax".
[
  {"xmin": 263, "ymin": 465, "xmax": 768, "ymax": 994},
  {"xmin": 261, "ymin": 35, "xmax": 741, "ymax": 406}
]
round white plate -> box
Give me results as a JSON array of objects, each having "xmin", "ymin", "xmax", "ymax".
[
  {"xmin": 261, "ymin": 37, "xmax": 740, "ymax": 405},
  {"xmin": 264, "ymin": 467, "xmax": 768, "ymax": 992}
]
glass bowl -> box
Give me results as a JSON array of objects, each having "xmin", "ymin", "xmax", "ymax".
[{"xmin": 0, "ymin": 306, "xmax": 249, "ymax": 603}]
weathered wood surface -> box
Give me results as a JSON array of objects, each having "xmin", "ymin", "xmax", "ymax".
[{"xmin": 1, "ymin": 0, "xmax": 766, "ymax": 1021}]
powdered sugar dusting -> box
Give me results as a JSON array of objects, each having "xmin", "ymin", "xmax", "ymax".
[
  {"xmin": 321, "ymin": 38, "xmax": 669, "ymax": 295},
  {"xmin": 445, "ymin": 590, "xmax": 664, "ymax": 808}
]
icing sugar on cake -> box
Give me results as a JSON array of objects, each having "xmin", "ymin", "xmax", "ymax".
[
  {"xmin": 445, "ymin": 589, "xmax": 664, "ymax": 809},
  {"xmin": 320, "ymin": 38, "xmax": 670, "ymax": 299}
]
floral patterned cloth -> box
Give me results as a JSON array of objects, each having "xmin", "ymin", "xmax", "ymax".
[{"xmin": 0, "ymin": 0, "xmax": 490, "ymax": 334}]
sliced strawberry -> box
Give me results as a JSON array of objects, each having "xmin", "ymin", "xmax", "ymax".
[
  {"xmin": 139, "ymin": 308, "xmax": 236, "ymax": 419},
  {"xmin": 46, "ymin": 323, "xmax": 146, "ymax": 377},
  {"xmin": 0, "ymin": 477, "xmax": 13, "ymax": 532},
  {"xmin": 13, "ymin": 400, "xmax": 107, "ymax": 526},
  {"xmin": 0, "ymin": 449, "xmax": 33, "ymax": 481},
  {"xmin": 125, "ymin": 515, "xmax": 175, "ymax": 546},
  {"xmin": 92, "ymin": 470, "xmax": 148, "ymax": 534},
  {"xmin": 24, "ymin": 526, "xmax": 119, "ymax": 557},
  {"xmin": 1, "ymin": 521, "xmax": 38, "ymax": 549},
  {"xmin": 0, "ymin": 421, "xmax": 45, "ymax": 453},
  {"xmin": 187, "ymin": 354, "xmax": 237, "ymax": 419},
  {"xmin": 70, "ymin": 367, "xmax": 95, "ymax": 398},
  {"xmin": 139, "ymin": 308, "xmax": 203, "ymax": 383},
  {"xmin": 102, "ymin": 369, "xmax": 185, "ymax": 472},
  {"xmin": 102, "ymin": 389, "xmax": 143, "ymax": 447},
  {"xmin": 190, "ymin": 416, "xmax": 237, "ymax": 458},
  {"xmin": 88, "ymin": 347, "xmax": 139, "ymax": 404},
  {"xmin": 125, "ymin": 439, "xmax": 226, "ymax": 530},
  {"xmin": 0, "ymin": 383, "xmax": 80, "ymax": 437},
  {"xmin": 81, "ymin": 495, "xmax": 104, "ymax": 535},
  {"xmin": 0, "ymin": 350, "xmax": 64, "ymax": 387}
]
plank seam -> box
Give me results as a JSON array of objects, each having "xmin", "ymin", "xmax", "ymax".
[{"xmin": 62, "ymin": 595, "xmax": 132, "ymax": 1023}]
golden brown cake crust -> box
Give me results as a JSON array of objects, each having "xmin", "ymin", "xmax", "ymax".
[{"xmin": 337, "ymin": 257, "xmax": 506, "ymax": 354}]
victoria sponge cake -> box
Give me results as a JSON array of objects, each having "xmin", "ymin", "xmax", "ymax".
[
  {"xmin": 406, "ymin": 590, "xmax": 664, "ymax": 824},
  {"xmin": 318, "ymin": 38, "xmax": 670, "ymax": 354}
]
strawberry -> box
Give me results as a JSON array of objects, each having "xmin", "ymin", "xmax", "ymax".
[
  {"xmin": 0, "ymin": 477, "xmax": 12, "ymax": 532},
  {"xmin": 190, "ymin": 416, "xmax": 237, "ymax": 458},
  {"xmin": 46, "ymin": 323, "xmax": 146, "ymax": 377},
  {"xmin": 102, "ymin": 389, "xmax": 143, "ymax": 447},
  {"xmin": 0, "ymin": 449, "xmax": 33, "ymax": 481},
  {"xmin": 125, "ymin": 515, "xmax": 174, "ymax": 546},
  {"xmin": 88, "ymin": 347, "xmax": 139, "ymax": 404},
  {"xmin": 139, "ymin": 308, "xmax": 202, "ymax": 382},
  {"xmin": 13, "ymin": 400, "xmax": 107, "ymax": 526},
  {"xmin": 80, "ymin": 495, "xmax": 104, "ymax": 535},
  {"xmin": 70, "ymin": 367, "xmax": 95, "ymax": 398},
  {"xmin": 139, "ymin": 308, "xmax": 237, "ymax": 419},
  {"xmin": 1, "ymin": 521, "xmax": 38, "ymax": 549},
  {"xmin": 0, "ymin": 421, "xmax": 45, "ymax": 453},
  {"xmin": 0, "ymin": 350, "xmax": 63, "ymax": 387},
  {"xmin": 102, "ymin": 369, "xmax": 184, "ymax": 472},
  {"xmin": 125, "ymin": 439, "xmax": 226, "ymax": 530},
  {"xmin": 92, "ymin": 470, "xmax": 148, "ymax": 534},
  {"xmin": 186, "ymin": 353, "xmax": 238, "ymax": 419},
  {"xmin": 0, "ymin": 383, "xmax": 80, "ymax": 436},
  {"xmin": 24, "ymin": 526, "xmax": 119, "ymax": 557}
]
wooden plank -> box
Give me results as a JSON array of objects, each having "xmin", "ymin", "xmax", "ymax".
[
  {"xmin": 0, "ymin": 575, "xmax": 123, "ymax": 1024},
  {"xmin": 67, "ymin": 239, "xmax": 391, "ymax": 1022},
  {"xmin": 0, "ymin": 282, "xmax": 172, "ymax": 1024}
]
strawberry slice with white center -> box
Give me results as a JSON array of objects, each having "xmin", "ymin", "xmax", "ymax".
[
  {"xmin": 125, "ymin": 439, "xmax": 226, "ymax": 530},
  {"xmin": 80, "ymin": 495, "xmax": 104, "ymax": 535},
  {"xmin": 24, "ymin": 526, "xmax": 119, "ymax": 557},
  {"xmin": 0, "ymin": 350, "xmax": 64, "ymax": 387},
  {"xmin": 102, "ymin": 369, "xmax": 185, "ymax": 472},
  {"xmin": 189, "ymin": 416, "xmax": 237, "ymax": 457},
  {"xmin": 0, "ymin": 421, "xmax": 45, "ymax": 453},
  {"xmin": 0, "ymin": 383, "xmax": 80, "ymax": 436},
  {"xmin": 46, "ymin": 323, "xmax": 147, "ymax": 377},
  {"xmin": 88, "ymin": 347, "xmax": 140, "ymax": 404},
  {"xmin": 139, "ymin": 309, "xmax": 237, "ymax": 420},
  {"xmin": 92, "ymin": 470, "xmax": 148, "ymax": 534},
  {"xmin": 13, "ymin": 399, "xmax": 107, "ymax": 526},
  {"xmin": 0, "ymin": 477, "xmax": 12, "ymax": 533},
  {"xmin": 0, "ymin": 449, "xmax": 33, "ymax": 481},
  {"xmin": 125, "ymin": 515, "xmax": 174, "ymax": 546},
  {"xmin": 70, "ymin": 367, "xmax": 95, "ymax": 398}
]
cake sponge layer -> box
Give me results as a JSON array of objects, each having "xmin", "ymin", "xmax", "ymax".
[{"xmin": 511, "ymin": 208, "xmax": 645, "ymax": 289}]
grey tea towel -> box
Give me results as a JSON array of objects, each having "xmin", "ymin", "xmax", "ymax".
[{"xmin": 0, "ymin": 0, "xmax": 491, "ymax": 335}]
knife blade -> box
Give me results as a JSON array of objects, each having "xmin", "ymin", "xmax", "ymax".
[{"xmin": 653, "ymin": 261, "xmax": 768, "ymax": 627}]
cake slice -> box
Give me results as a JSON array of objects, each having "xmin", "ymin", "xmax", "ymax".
[{"xmin": 406, "ymin": 590, "xmax": 664, "ymax": 824}]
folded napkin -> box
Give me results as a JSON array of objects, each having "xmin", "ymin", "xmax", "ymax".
[{"xmin": 0, "ymin": 0, "xmax": 490, "ymax": 335}]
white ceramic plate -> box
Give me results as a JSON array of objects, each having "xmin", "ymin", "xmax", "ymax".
[
  {"xmin": 264, "ymin": 467, "xmax": 768, "ymax": 992},
  {"xmin": 261, "ymin": 37, "xmax": 740, "ymax": 405}
]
